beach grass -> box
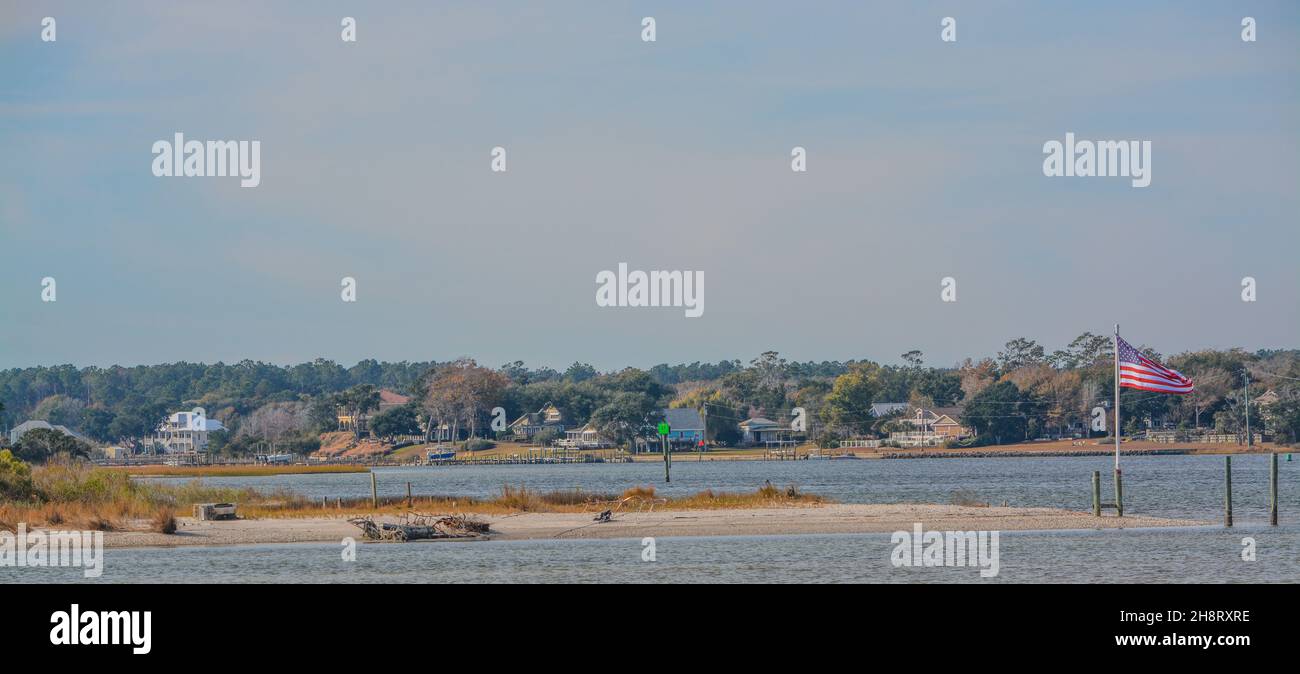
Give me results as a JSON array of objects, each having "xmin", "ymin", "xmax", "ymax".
[
  {"xmin": 238, "ymin": 482, "xmax": 825, "ymax": 519},
  {"xmin": 0, "ymin": 461, "xmax": 301, "ymax": 532},
  {"xmin": 1, "ymin": 458, "xmax": 826, "ymax": 532}
]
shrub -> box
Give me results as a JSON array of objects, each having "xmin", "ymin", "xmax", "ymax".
[
  {"xmin": 463, "ymin": 438, "xmax": 495, "ymax": 452},
  {"xmin": 152, "ymin": 507, "xmax": 178, "ymax": 534},
  {"xmin": 0, "ymin": 450, "xmax": 36, "ymax": 501},
  {"xmin": 621, "ymin": 485, "xmax": 656, "ymax": 500}
]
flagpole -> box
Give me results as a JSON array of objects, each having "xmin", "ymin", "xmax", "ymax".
[
  {"xmin": 1113, "ymin": 323, "xmax": 1123, "ymax": 517},
  {"xmin": 1114, "ymin": 324, "xmax": 1120, "ymax": 471}
]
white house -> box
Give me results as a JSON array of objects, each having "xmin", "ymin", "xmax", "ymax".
[{"xmin": 147, "ymin": 407, "xmax": 227, "ymax": 454}]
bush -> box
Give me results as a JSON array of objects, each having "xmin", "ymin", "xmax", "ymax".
[
  {"xmin": 152, "ymin": 507, "xmax": 178, "ymax": 534},
  {"xmin": 533, "ymin": 428, "xmax": 560, "ymax": 447},
  {"xmin": 0, "ymin": 450, "xmax": 36, "ymax": 501},
  {"xmin": 816, "ymin": 432, "xmax": 843, "ymax": 449},
  {"xmin": 463, "ymin": 438, "xmax": 495, "ymax": 452}
]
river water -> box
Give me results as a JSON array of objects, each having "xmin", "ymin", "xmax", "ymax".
[
  {"xmin": 5, "ymin": 454, "xmax": 1296, "ymax": 583},
  {"xmin": 144, "ymin": 453, "xmax": 1295, "ymax": 522},
  {"xmin": 6, "ymin": 525, "xmax": 1297, "ymax": 583}
]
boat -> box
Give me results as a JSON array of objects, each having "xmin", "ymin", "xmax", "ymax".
[{"xmin": 426, "ymin": 448, "xmax": 457, "ymax": 462}]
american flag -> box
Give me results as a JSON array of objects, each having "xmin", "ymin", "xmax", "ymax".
[{"xmin": 1117, "ymin": 336, "xmax": 1193, "ymax": 394}]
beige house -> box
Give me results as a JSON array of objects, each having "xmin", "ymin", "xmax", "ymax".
[{"xmin": 509, "ymin": 403, "xmax": 565, "ymax": 441}]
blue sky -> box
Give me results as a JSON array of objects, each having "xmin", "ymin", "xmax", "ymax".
[{"xmin": 1, "ymin": 1, "xmax": 1297, "ymax": 370}]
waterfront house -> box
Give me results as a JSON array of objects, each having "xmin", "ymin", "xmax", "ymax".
[
  {"xmin": 657, "ymin": 408, "xmax": 705, "ymax": 448},
  {"xmin": 737, "ymin": 416, "xmax": 805, "ymax": 446},
  {"xmin": 909, "ymin": 406, "xmax": 971, "ymax": 439},
  {"xmin": 508, "ymin": 402, "xmax": 566, "ymax": 441},
  {"xmin": 146, "ymin": 407, "xmax": 227, "ymax": 454},
  {"xmin": 562, "ymin": 422, "xmax": 612, "ymax": 449}
]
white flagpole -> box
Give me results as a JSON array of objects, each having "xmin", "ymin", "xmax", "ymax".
[
  {"xmin": 1114, "ymin": 323, "xmax": 1123, "ymax": 517},
  {"xmin": 1114, "ymin": 323, "xmax": 1120, "ymax": 471}
]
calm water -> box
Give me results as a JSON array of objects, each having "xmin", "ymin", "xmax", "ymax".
[
  {"xmin": 6, "ymin": 525, "xmax": 1297, "ymax": 583},
  {"xmin": 9, "ymin": 454, "xmax": 1292, "ymax": 583},
  {"xmin": 145, "ymin": 453, "xmax": 1296, "ymax": 522}
]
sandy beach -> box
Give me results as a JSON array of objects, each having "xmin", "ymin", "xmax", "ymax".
[{"xmin": 85, "ymin": 504, "xmax": 1210, "ymax": 549}]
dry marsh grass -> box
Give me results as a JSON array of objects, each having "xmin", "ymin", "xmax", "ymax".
[
  {"xmin": 238, "ymin": 482, "xmax": 826, "ymax": 519},
  {"xmin": 2, "ymin": 461, "xmax": 271, "ymax": 531},
  {"xmin": 3, "ymin": 458, "xmax": 830, "ymax": 530}
]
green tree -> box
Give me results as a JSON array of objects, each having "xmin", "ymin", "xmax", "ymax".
[
  {"xmin": 307, "ymin": 395, "xmax": 341, "ymax": 433},
  {"xmin": 820, "ymin": 363, "xmax": 881, "ymax": 433},
  {"xmin": 1264, "ymin": 391, "xmax": 1300, "ymax": 445},
  {"xmin": 336, "ymin": 384, "xmax": 381, "ymax": 439},
  {"xmin": 79, "ymin": 407, "xmax": 116, "ymax": 442},
  {"xmin": 590, "ymin": 392, "xmax": 661, "ymax": 453},
  {"xmin": 0, "ymin": 449, "xmax": 35, "ymax": 501},
  {"xmin": 563, "ymin": 362, "xmax": 598, "ymax": 383},
  {"xmin": 369, "ymin": 404, "xmax": 421, "ymax": 438},
  {"xmin": 961, "ymin": 380, "xmax": 1041, "ymax": 445},
  {"xmin": 13, "ymin": 428, "xmax": 90, "ymax": 463},
  {"xmin": 997, "ymin": 338, "xmax": 1047, "ymax": 373}
]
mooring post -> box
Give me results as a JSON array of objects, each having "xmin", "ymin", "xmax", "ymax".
[
  {"xmin": 1224, "ymin": 455, "xmax": 1233, "ymax": 528},
  {"xmin": 407, "ymin": 481, "xmax": 412, "ymax": 508},
  {"xmin": 371, "ymin": 471, "xmax": 378, "ymax": 509},
  {"xmin": 663, "ymin": 436, "xmax": 671, "ymax": 483},
  {"xmin": 1092, "ymin": 471, "xmax": 1101, "ymax": 517},
  {"xmin": 1270, "ymin": 452, "xmax": 1278, "ymax": 526},
  {"xmin": 1114, "ymin": 468, "xmax": 1124, "ymax": 517}
]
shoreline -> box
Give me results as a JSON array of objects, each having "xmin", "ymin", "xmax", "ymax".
[{"xmin": 83, "ymin": 504, "xmax": 1210, "ymax": 549}]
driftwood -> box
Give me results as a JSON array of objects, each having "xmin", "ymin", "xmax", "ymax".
[
  {"xmin": 349, "ymin": 512, "xmax": 490, "ymax": 542},
  {"xmin": 581, "ymin": 495, "xmax": 668, "ymax": 515}
]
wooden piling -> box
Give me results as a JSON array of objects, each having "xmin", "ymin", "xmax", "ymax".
[
  {"xmin": 1092, "ymin": 471, "xmax": 1101, "ymax": 517},
  {"xmin": 1270, "ymin": 452, "xmax": 1278, "ymax": 526},
  {"xmin": 370, "ymin": 471, "xmax": 378, "ymax": 509},
  {"xmin": 1114, "ymin": 468, "xmax": 1124, "ymax": 518},
  {"xmin": 407, "ymin": 481, "xmax": 413, "ymax": 508},
  {"xmin": 665, "ymin": 437, "xmax": 676, "ymax": 484},
  {"xmin": 1224, "ymin": 456, "xmax": 1232, "ymax": 528}
]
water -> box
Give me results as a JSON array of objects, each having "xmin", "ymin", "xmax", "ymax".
[
  {"xmin": 8, "ymin": 454, "xmax": 1293, "ymax": 583},
  {"xmin": 143, "ymin": 454, "xmax": 1295, "ymax": 523},
  {"xmin": 6, "ymin": 525, "xmax": 1297, "ymax": 583}
]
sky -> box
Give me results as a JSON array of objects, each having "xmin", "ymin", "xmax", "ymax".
[{"xmin": 1, "ymin": 1, "xmax": 1297, "ymax": 371}]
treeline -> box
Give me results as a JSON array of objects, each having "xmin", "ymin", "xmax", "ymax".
[{"xmin": 2, "ymin": 334, "xmax": 1299, "ymax": 458}]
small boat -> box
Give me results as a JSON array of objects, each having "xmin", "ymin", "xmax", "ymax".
[{"xmin": 426, "ymin": 448, "xmax": 457, "ymax": 462}]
